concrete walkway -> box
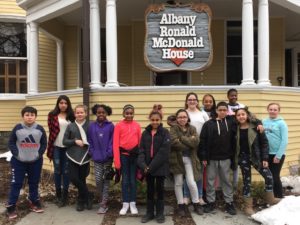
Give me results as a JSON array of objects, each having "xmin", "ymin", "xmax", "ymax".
[
  {"xmin": 12, "ymin": 203, "xmax": 260, "ymax": 225},
  {"xmin": 15, "ymin": 203, "xmax": 104, "ymax": 225}
]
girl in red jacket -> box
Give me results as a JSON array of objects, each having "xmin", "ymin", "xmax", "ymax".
[{"xmin": 113, "ymin": 104, "xmax": 141, "ymax": 215}]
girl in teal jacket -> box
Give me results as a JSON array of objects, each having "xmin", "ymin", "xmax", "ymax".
[{"xmin": 263, "ymin": 103, "xmax": 288, "ymax": 198}]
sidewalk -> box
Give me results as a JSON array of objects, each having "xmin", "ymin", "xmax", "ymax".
[{"xmin": 14, "ymin": 203, "xmax": 259, "ymax": 225}]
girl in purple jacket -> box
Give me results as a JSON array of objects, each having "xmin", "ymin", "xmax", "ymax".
[{"xmin": 88, "ymin": 104, "xmax": 114, "ymax": 214}]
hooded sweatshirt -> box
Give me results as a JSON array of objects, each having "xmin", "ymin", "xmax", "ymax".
[
  {"xmin": 113, "ymin": 119, "xmax": 141, "ymax": 169},
  {"xmin": 262, "ymin": 116, "xmax": 288, "ymax": 159},
  {"xmin": 9, "ymin": 123, "xmax": 47, "ymax": 162},
  {"xmin": 88, "ymin": 120, "xmax": 114, "ymax": 163}
]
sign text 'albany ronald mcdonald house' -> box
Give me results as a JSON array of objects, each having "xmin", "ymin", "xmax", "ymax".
[{"xmin": 144, "ymin": 3, "xmax": 213, "ymax": 72}]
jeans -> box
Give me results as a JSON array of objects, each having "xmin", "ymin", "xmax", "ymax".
[
  {"xmin": 174, "ymin": 156, "xmax": 199, "ymax": 204},
  {"xmin": 68, "ymin": 160, "xmax": 90, "ymax": 200},
  {"xmin": 8, "ymin": 157, "xmax": 43, "ymax": 205},
  {"xmin": 53, "ymin": 147, "xmax": 69, "ymax": 191},
  {"xmin": 268, "ymin": 154, "xmax": 285, "ymax": 198},
  {"xmin": 120, "ymin": 154, "xmax": 137, "ymax": 202},
  {"xmin": 183, "ymin": 171, "xmax": 203, "ymax": 198}
]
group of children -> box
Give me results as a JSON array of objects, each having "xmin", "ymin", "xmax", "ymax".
[{"xmin": 5, "ymin": 89, "xmax": 288, "ymax": 223}]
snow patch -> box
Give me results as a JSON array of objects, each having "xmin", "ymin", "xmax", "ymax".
[{"xmin": 252, "ymin": 195, "xmax": 300, "ymax": 225}]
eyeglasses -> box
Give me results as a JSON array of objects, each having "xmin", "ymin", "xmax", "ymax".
[{"xmin": 187, "ymin": 99, "xmax": 197, "ymax": 102}]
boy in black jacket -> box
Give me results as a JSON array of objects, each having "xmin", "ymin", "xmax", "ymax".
[{"xmin": 198, "ymin": 101, "xmax": 237, "ymax": 215}]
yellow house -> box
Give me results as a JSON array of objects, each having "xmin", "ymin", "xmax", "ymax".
[{"xmin": 0, "ymin": 0, "xmax": 300, "ymax": 180}]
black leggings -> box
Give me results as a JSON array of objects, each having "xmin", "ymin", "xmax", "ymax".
[
  {"xmin": 146, "ymin": 175, "xmax": 165, "ymax": 201},
  {"xmin": 239, "ymin": 155, "xmax": 273, "ymax": 197},
  {"xmin": 68, "ymin": 160, "xmax": 90, "ymax": 200},
  {"xmin": 268, "ymin": 154, "xmax": 285, "ymax": 198}
]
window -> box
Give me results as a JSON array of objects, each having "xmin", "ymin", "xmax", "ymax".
[
  {"xmin": 154, "ymin": 71, "xmax": 188, "ymax": 86},
  {"xmin": 0, "ymin": 22, "xmax": 27, "ymax": 93},
  {"xmin": 226, "ymin": 21, "xmax": 258, "ymax": 84}
]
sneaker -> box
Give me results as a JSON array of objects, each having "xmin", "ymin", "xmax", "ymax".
[
  {"xmin": 225, "ymin": 202, "xmax": 237, "ymax": 215},
  {"xmin": 193, "ymin": 203, "xmax": 204, "ymax": 215},
  {"xmin": 119, "ymin": 202, "xmax": 129, "ymax": 215},
  {"xmin": 203, "ymin": 202, "xmax": 217, "ymax": 214},
  {"xmin": 6, "ymin": 205, "xmax": 17, "ymax": 220},
  {"xmin": 97, "ymin": 204, "xmax": 108, "ymax": 214},
  {"xmin": 29, "ymin": 200, "xmax": 44, "ymax": 213},
  {"xmin": 129, "ymin": 202, "xmax": 138, "ymax": 215},
  {"xmin": 199, "ymin": 198, "xmax": 206, "ymax": 205}
]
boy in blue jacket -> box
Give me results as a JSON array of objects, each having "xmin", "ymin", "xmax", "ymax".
[{"xmin": 6, "ymin": 106, "xmax": 47, "ymax": 220}]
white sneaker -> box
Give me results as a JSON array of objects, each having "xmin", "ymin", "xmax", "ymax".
[
  {"xmin": 129, "ymin": 202, "xmax": 138, "ymax": 215},
  {"xmin": 119, "ymin": 202, "xmax": 129, "ymax": 215}
]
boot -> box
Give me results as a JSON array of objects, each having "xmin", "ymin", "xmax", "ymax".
[
  {"xmin": 141, "ymin": 200, "xmax": 155, "ymax": 223},
  {"xmin": 177, "ymin": 204, "xmax": 186, "ymax": 217},
  {"xmin": 76, "ymin": 199, "xmax": 85, "ymax": 211},
  {"xmin": 243, "ymin": 197, "xmax": 255, "ymax": 216},
  {"xmin": 55, "ymin": 188, "xmax": 62, "ymax": 206},
  {"xmin": 183, "ymin": 204, "xmax": 189, "ymax": 214},
  {"xmin": 193, "ymin": 203, "xmax": 204, "ymax": 215},
  {"xmin": 264, "ymin": 192, "xmax": 280, "ymax": 205},
  {"xmin": 156, "ymin": 200, "xmax": 165, "ymax": 223},
  {"xmin": 86, "ymin": 192, "xmax": 94, "ymax": 210},
  {"xmin": 58, "ymin": 189, "xmax": 68, "ymax": 207}
]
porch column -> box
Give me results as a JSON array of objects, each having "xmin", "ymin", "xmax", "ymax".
[
  {"xmin": 241, "ymin": 0, "xmax": 256, "ymax": 85},
  {"xmin": 28, "ymin": 22, "xmax": 39, "ymax": 94},
  {"xmin": 105, "ymin": 0, "xmax": 119, "ymax": 87},
  {"xmin": 89, "ymin": 0, "xmax": 102, "ymax": 88},
  {"xmin": 57, "ymin": 41, "xmax": 64, "ymax": 91},
  {"xmin": 257, "ymin": 0, "xmax": 271, "ymax": 85}
]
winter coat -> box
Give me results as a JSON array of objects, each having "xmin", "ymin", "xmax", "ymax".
[
  {"xmin": 137, "ymin": 124, "xmax": 170, "ymax": 177},
  {"xmin": 198, "ymin": 116, "xmax": 236, "ymax": 163},
  {"xmin": 88, "ymin": 120, "xmax": 114, "ymax": 163},
  {"xmin": 234, "ymin": 123, "xmax": 269, "ymax": 170},
  {"xmin": 169, "ymin": 124, "xmax": 201, "ymax": 181},
  {"xmin": 63, "ymin": 121, "xmax": 90, "ymax": 165}
]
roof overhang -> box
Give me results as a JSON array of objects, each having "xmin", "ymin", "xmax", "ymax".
[
  {"xmin": 16, "ymin": 0, "xmax": 81, "ymax": 23},
  {"xmin": 270, "ymin": 0, "xmax": 300, "ymax": 13}
]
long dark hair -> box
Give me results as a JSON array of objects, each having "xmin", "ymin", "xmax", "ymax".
[
  {"xmin": 235, "ymin": 108, "xmax": 251, "ymax": 124},
  {"xmin": 202, "ymin": 94, "xmax": 217, "ymax": 119},
  {"xmin": 49, "ymin": 95, "xmax": 75, "ymax": 122}
]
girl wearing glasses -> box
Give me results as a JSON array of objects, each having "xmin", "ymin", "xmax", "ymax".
[
  {"xmin": 170, "ymin": 109, "xmax": 203, "ymax": 216},
  {"xmin": 113, "ymin": 104, "xmax": 141, "ymax": 215},
  {"xmin": 138, "ymin": 104, "xmax": 170, "ymax": 223},
  {"xmin": 183, "ymin": 92, "xmax": 209, "ymax": 206}
]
